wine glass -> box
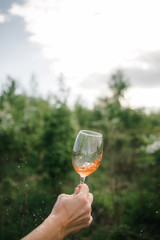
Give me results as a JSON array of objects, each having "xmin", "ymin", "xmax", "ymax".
[{"xmin": 72, "ymin": 130, "xmax": 103, "ymax": 184}]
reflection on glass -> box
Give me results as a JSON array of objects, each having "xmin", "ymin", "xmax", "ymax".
[{"xmin": 72, "ymin": 130, "xmax": 103, "ymax": 184}]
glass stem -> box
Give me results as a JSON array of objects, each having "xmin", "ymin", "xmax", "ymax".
[{"xmin": 80, "ymin": 176, "xmax": 86, "ymax": 184}]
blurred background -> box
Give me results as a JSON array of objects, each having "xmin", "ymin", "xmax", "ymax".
[{"xmin": 0, "ymin": 0, "xmax": 160, "ymax": 239}]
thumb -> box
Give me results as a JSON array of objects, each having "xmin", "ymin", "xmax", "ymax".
[
  {"xmin": 73, "ymin": 185, "xmax": 81, "ymax": 195},
  {"xmin": 79, "ymin": 183, "xmax": 89, "ymax": 197}
]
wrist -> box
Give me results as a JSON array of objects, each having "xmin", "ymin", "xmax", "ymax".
[{"xmin": 45, "ymin": 214, "xmax": 65, "ymax": 240}]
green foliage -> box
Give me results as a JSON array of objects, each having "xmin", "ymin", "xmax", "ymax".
[
  {"xmin": 0, "ymin": 78, "xmax": 75, "ymax": 239},
  {"xmin": 41, "ymin": 103, "xmax": 75, "ymax": 178},
  {"xmin": 1, "ymin": 72, "xmax": 160, "ymax": 240},
  {"xmin": 109, "ymin": 69, "xmax": 129, "ymax": 100},
  {"xmin": 71, "ymin": 70, "xmax": 160, "ymax": 240}
]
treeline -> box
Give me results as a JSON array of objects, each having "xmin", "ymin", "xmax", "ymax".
[{"xmin": 0, "ymin": 71, "xmax": 160, "ymax": 240}]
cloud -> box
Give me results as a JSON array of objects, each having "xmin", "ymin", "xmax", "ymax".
[
  {"xmin": 137, "ymin": 51, "xmax": 160, "ymax": 70},
  {"xmin": 79, "ymin": 73, "xmax": 108, "ymax": 89},
  {"xmin": 9, "ymin": 0, "xmax": 160, "ymax": 82},
  {"xmin": 0, "ymin": 13, "xmax": 8, "ymax": 23},
  {"xmin": 125, "ymin": 87, "xmax": 160, "ymax": 110},
  {"xmin": 124, "ymin": 51, "xmax": 160, "ymax": 87},
  {"xmin": 7, "ymin": 0, "xmax": 160, "ymax": 110}
]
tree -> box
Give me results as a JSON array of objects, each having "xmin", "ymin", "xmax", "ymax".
[
  {"xmin": 109, "ymin": 69, "xmax": 129, "ymax": 101},
  {"xmin": 41, "ymin": 103, "xmax": 75, "ymax": 180}
]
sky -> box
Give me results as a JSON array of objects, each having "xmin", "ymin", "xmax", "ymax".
[{"xmin": 0, "ymin": 0, "xmax": 160, "ymax": 110}]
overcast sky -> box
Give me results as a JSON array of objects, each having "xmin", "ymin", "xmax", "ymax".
[{"xmin": 0, "ymin": 0, "xmax": 160, "ymax": 109}]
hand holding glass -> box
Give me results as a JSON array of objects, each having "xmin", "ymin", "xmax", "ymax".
[{"xmin": 72, "ymin": 130, "xmax": 103, "ymax": 184}]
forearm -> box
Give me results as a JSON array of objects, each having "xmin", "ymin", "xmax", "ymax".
[
  {"xmin": 21, "ymin": 184, "xmax": 93, "ymax": 240},
  {"xmin": 21, "ymin": 215, "xmax": 64, "ymax": 240}
]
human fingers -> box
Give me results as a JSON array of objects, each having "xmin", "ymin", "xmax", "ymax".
[
  {"xmin": 87, "ymin": 215, "xmax": 93, "ymax": 226},
  {"xmin": 66, "ymin": 215, "xmax": 93, "ymax": 236},
  {"xmin": 80, "ymin": 215, "xmax": 93, "ymax": 229},
  {"xmin": 57, "ymin": 193, "xmax": 71, "ymax": 201},
  {"xmin": 88, "ymin": 192, "xmax": 93, "ymax": 204},
  {"xmin": 73, "ymin": 185, "xmax": 81, "ymax": 195},
  {"xmin": 79, "ymin": 183, "xmax": 89, "ymax": 197}
]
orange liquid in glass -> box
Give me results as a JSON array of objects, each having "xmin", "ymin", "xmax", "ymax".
[{"xmin": 73, "ymin": 154, "xmax": 102, "ymax": 177}]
